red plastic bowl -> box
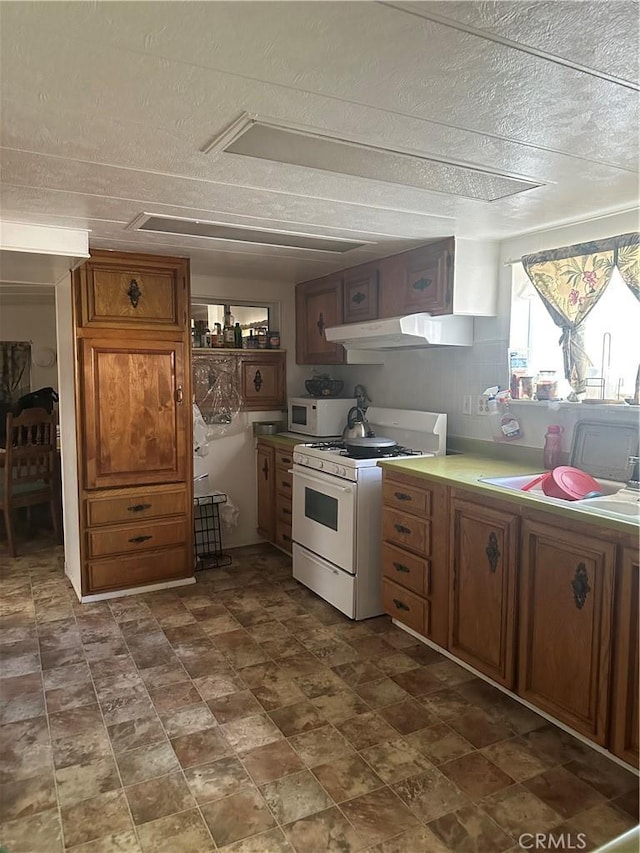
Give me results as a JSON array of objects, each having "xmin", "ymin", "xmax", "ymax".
[{"xmin": 541, "ymin": 466, "xmax": 601, "ymax": 501}]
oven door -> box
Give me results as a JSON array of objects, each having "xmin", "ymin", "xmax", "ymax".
[{"xmin": 292, "ymin": 464, "xmax": 356, "ymax": 573}]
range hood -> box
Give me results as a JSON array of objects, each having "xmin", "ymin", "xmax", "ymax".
[{"xmin": 325, "ymin": 313, "xmax": 473, "ymax": 349}]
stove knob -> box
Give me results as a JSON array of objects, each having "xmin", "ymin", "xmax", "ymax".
[
  {"xmin": 317, "ymin": 461, "xmax": 324, "ymax": 470},
  {"xmin": 299, "ymin": 455, "xmax": 308, "ymax": 466},
  {"xmin": 337, "ymin": 466, "xmax": 347, "ymax": 477}
]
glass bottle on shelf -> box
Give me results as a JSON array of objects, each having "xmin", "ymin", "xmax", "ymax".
[
  {"xmin": 234, "ymin": 322, "xmax": 243, "ymax": 348},
  {"xmin": 536, "ymin": 370, "xmax": 558, "ymax": 400}
]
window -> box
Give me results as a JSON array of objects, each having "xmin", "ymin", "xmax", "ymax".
[
  {"xmin": 191, "ymin": 302, "xmax": 270, "ymax": 335},
  {"xmin": 510, "ymin": 264, "xmax": 640, "ymax": 401}
]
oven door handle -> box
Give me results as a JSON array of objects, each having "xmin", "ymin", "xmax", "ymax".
[{"xmin": 292, "ymin": 469, "xmax": 353, "ymax": 493}]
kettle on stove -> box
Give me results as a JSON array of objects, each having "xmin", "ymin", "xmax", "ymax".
[{"xmin": 342, "ymin": 406, "xmax": 371, "ymax": 440}]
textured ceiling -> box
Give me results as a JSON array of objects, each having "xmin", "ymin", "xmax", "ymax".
[{"xmin": 0, "ymin": 0, "xmax": 638, "ymax": 282}]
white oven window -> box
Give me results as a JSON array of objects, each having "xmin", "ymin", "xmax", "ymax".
[{"xmin": 304, "ymin": 487, "xmax": 338, "ymax": 531}]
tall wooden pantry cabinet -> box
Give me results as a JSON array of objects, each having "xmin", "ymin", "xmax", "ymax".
[{"xmin": 72, "ymin": 250, "xmax": 193, "ymax": 595}]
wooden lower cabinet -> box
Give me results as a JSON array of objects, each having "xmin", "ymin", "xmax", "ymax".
[
  {"xmin": 449, "ymin": 497, "xmax": 518, "ymax": 688},
  {"xmin": 257, "ymin": 442, "xmax": 275, "ymax": 541},
  {"xmin": 518, "ymin": 519, "xmax": 616, "ymax": 745},
  {"xmin": 610, "ymin": 547, "xmax": 639, "ymax": 767},
  {"xmin": 381, "ymin": 472, "xmax": 448, "ymax": 647},
  {"xmin": 257, "ymin": 440, "xmax": 293, "ymax": 553}
]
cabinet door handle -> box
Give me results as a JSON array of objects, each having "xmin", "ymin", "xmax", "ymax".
[
  {"xmin": 129, "ymin": 535, "xmax": 152, "ymax": 544},
  {"xmin": 394, "ymin": 491, "xmax": 412, "ymax": 502},
  {"xmin": 317, "ymin": 312, "xmax": 325, "ymax": 336},
  {"xmin": 394, "ymin": 523, "xmax": 411, "ymax": 535},
  {"xmin": 176, "ymin": 386, "xmax": 184, "ymax": 404},
  {"xmin": 127, "ymin": 278, "xmax": 141, "ymax": 308},
  {"xmin": 127, "ymin": 503, "xmax": 151, "ymax": 513},
  {"xmin": 412, "ymin": 276, "xmax": 432, "ymax": 292},
  {"xmin": 393, "ymin": 598, "xmax": 410, "ymax": 612},
  {"xmin": 571, "ymin": 562, "xmax": 591, "ymax": 610},
  {"xmin": 282, "ymin": 507, "xmax": 292, "ymax": 516},
  {"xmin": 485, "ymin": 531, "xmax": 500, "ymax": 573},
  {"xmin": 253, "ymin": 370, "xmax": 263, "ymax": 392},
  {"xmin": 262, "ymin": 459, "xmax": 269, "ymax": 479},
  {"xmin": 282, "ymin": 532, "xmax": 291, "ymax": 542},
  {"xmin": 352, "ymin": 291, "xmax": 366, "ymax": 304},
  {"xmin": 393, "ymin": 561, "xmax": 410, "ymax": 573},
  {"xmin": 281, "ymin": 480, "xmax": 291, "ymax": 489}
]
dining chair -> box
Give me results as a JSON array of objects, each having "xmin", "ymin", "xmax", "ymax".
[{"xmin": 1, "ymin": 407, "xmax": 62, "ymax": 557}]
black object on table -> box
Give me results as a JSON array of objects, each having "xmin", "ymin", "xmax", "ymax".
[{"xmin": 194, "ymin": 492, "xmax": 232, "ymax": 570}]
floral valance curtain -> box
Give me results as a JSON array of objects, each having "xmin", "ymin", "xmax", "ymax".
[
  {"xmin": 0, "ymin": 342, "xmax": 32, "ymax": 404},
  {"xmin": 522, "ymin": 232, "xmax": 640, "ymax": 400}
]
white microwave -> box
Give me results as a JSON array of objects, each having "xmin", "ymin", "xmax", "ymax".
[{"xmin": 288, "ymin": 397, "xmax": 357, "ymax": 437}]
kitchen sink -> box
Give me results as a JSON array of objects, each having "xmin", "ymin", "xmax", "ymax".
[
  {"xmin": 479, "ymin": 473, "xmax": 621, "ymax": 497},
  {"xmin": 479, "ymin": 474, "xmax": 638, "ymax": 521},
  {"xmin": 577, "ymin": 491, "xmax": 640, "ymax": 520}
]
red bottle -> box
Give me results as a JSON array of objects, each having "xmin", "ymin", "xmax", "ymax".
[{"xmin": 543, "ymin": 425, "xmax": 564, "ymax": 469}]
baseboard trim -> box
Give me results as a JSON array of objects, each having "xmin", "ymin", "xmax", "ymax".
[{"xmin": 80, "ymin": 576, "xmax": 196, "ymax": 603}]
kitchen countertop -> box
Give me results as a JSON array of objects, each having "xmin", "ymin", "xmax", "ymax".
[
  {"xmin": 378, "ymin": 454, "xmax": 638, "ymax": 535},
  {"xmin": 256, "ymin": 433, "xmax": 304, "ymax": 449}
]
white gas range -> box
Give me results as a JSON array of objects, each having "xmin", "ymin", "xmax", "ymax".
[{"xmin": 291, "ymin": 408, "xmax": 446, "ymax": 620}]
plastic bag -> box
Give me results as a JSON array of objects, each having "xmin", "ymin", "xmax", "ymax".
[
  {"xmin": 193, "ymin": 357, "xmax": 242, "ymax": 436},
  {"xmin": 193, "ymin": 403, "xmax": 210, "ymax": 457}
]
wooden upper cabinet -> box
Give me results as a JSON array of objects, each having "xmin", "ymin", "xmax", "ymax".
[
  {"xmin": 75, "ymin": 250, "xmax": 189, "ymax": 331},
  {"xmin": 343, "ymin": 266, "xmax": 379, "ymax": 323},
  {"xmin": 192, "ymin": 350, "xmax": 286, "ymax": 415},
  {"xmin": 296, "ymin": 275, "xmax": 344, "ymax": 364},
  {"xmin": 518, "ymin": 520, "xmax": 616, "ymax": 745},
  {"xmin": 400, "ymin": 239, "xmax": 453, "ymax": 316},
  {"xmin": 449, "ymin": 497, "xmax": 518, "ymax": 688},
  {"xmin": 611, "ymin": 546, "xmax": 639, "ymax": 767},
  {"xmin": 80, "ymin": 338, "xmax": 188, "ymax": 489},
  {"xmin": 239, "ymin": 352, "xmax": 285, "ymax": 411}
]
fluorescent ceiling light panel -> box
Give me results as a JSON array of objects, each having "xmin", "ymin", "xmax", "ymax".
[
  {"xmin": 133, "ymin": 215, "xmax": 367, "ymax": 253},
  {"xmin": 220, "ymin": 120, "xmax": 542, "ymax": 202}
]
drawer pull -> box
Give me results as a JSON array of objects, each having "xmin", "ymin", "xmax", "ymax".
[
  {"xmin": 393, "ymin": 561, "xmax": 410, "ymax": 573},
  {"xmin": 394, "ymin": 491, "xmax": 412, "ymax": 502},
  {"xmin": 280, "ymin": 456, "xmax": 292, "ymax": 465},
  {"xmin": 281, "ymin": 480, "xmax": 291, "ymax": 489},
  {"xmin": 253, "ymin": 370, "xmax": 263, "ymax": 392},
  {"xmin": 393, "ymin": 598, "xmax": 410, "ymax": 612},
  {"xmin": 127, "ymin": 503, "xmax": 152, "ymax": 513},
  {"xmin": 282, "ymin": 507, "xmax": 292, "ymax": 516},
  {"xmin": 282, "ymin": 532, "xmax": 291, "ymax": 542},
  {"xmin": 128, "ymin": 535, "xmax": 153, "ymax": 544},
  {"xmin": 394, "ymin": 523, "xmax": 411, "ymax": 535}
]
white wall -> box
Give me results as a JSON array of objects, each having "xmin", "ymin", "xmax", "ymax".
[
  {"xmin": 0, "ymin": 293, "xmax": 59, "ymax": 392},
  {"xmin": 54, "ymin": 278, "xmax": 82, "ymax": 599},
  {"xmin": 190, "ymin": 271, "xmax": 299, "ymax": 547},
  {"xmin": 331, "ymin": 209, "xmax": 640, "ymax": 452}
]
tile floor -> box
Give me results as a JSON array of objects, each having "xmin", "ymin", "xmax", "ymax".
[{"xmin": 0, "ymin": 539, "xmax": 638, "ymax": 853}]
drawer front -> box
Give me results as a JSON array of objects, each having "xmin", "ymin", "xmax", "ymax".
[
  {"xmin": 275, "ymin": 518, "xmax": 293, "ymax": 553},
  {"xmin": 87, "ymin": 517, "xmax": 187, "ymax": 559},
  {"xmin": 382, "ymin": 543, "xmax": 429, "ymax": 596},
  {"xmin": 86, "ymin": 487, "xmax": 187, "ymax": 526},
  {"xmin": 87, "ymin": 545, "xmax": 190, "ymax": 593},
  {"xmin": 383, "ymin": 579, "xmax": 427, "ymax": 635},
  {"xmin": 383, "ymin": 479, "xmax": 431, "ymax": 516},
  {"xmin": 275, "ymin": 449, "xmax": 293, "ymax": 468},
  {"xmin": 383, "ymin": 508, "xmax": 430, "ymax": 555},
  {"xmin": 276, "ymin": 495, "xmax": 293, "ymax": 526},
  {"xmin": 275, "ymin": 465, "xmax": 293, "ymax": 499}
]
